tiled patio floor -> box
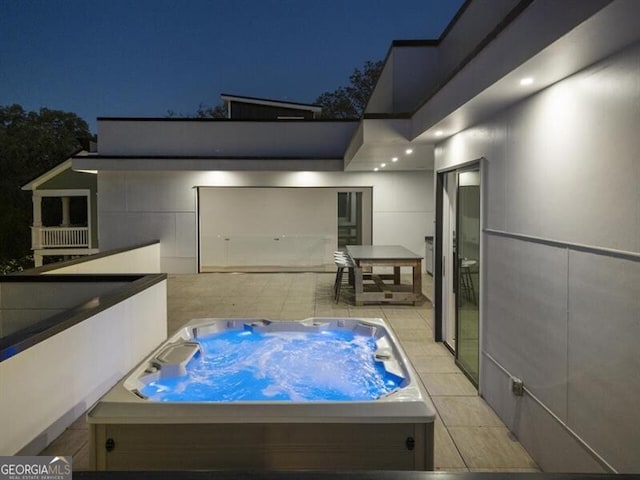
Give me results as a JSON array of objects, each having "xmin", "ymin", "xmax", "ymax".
[{"xmin": 42, "ymin": 272, "xmax": 539, "ymax": 472}]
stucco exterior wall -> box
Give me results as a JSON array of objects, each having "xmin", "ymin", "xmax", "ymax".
[
  {"xmin": 434, "ymin": 40, "xmax": 640, "ymax": 472},
  {"xmin": 98, "ymin": 170, "xmax": 434, "ymax": 274},
  {"xmin": 0, "ymin": 281, "xmax": 167, "ymax": 455},
  {"xmin": 97, "ymin": 120, "xmax": 357, "ymax": 158}
]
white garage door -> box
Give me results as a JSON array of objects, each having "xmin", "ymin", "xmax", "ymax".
[{"xmin": 198, "ymin": 187, "xmax": 340, "ymax": 272}]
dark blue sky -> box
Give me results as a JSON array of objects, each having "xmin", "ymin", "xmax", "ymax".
[{"xmin": 1, "ymin": 0, "xmax": 464, "ymax": 132}]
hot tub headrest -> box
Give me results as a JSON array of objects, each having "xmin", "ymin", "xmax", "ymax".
[{"xmin": 152, "ymin": 341, "xmax": 201, "ymax": 378}]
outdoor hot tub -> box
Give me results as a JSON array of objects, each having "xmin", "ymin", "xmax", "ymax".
[{"xmin": 87, "ymin": 317, "xmax": 436, "ymax": 471}]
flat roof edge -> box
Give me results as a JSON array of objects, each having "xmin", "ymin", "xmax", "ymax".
[{"xmin": 96, "ymin": 117, "xmax": 358, "ymax": 123}]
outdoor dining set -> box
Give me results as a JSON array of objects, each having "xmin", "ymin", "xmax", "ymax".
[{"xmin": 333, "ymin": 245, "xmax": 427, "ymax": 306}]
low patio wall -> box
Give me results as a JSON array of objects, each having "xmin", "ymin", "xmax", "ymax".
[
  {"xmin": 0, "ymin": 280, "xmax": 128, "ymax": 338},
  {"xmin": 36, "ymin": 241, "xmax": 161, "ymax": 274},
  {"xmin": 0, "ymin": 274, "xmax": 167, "ymax": 455}
]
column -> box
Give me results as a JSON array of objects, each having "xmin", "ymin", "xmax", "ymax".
[
  {"xmin": 32, "ymin": 194, "xmax": 42, "ymax": 227},
  {"xmin": 32, "ymin": 194, "xmax": 42, "ymax": 249},
  {"xmin": 61, "ymin": 196, "xmax": 70, "ymax": 227}
]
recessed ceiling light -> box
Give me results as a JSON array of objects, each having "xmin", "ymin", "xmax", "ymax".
[
  {"xmin": 520, "ymin": 77, "xmax": 534, "ymax": 86},
  {"xmin": 405, "ymin": 148, "xmax": 413, "ymax": 155},
  {"xmin": 374, "ymin": 167, "xmax": 379, "ymax": 172},
  {"xmin": 380, "ymin": 163, "xmax": 386, "ymax": 168},
  {"xmin": 435, "ymin": 130, "xmax": 443, "ymax": 137},
  {"xmin": 391, "ymin": 157, "xmax": 398, "ymax": 162}
]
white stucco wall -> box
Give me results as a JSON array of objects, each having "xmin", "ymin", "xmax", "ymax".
[
  {"xmin": 0, "ymin": 280, "xmax": 167, "ymax": 455},
  {"xmin": 41, "ymin": 243, "xmax": 161, "ymax": 274},
  {"xmin": 435, "ymin": 40, "xmax": 640, "ymax": 473},
  {"xmin": 97, "ymin": 170, "xmax": 434, "ymax": 273},
  {"xmin": 97, "ymin": 120, "xmax": 357, "ymax": 158}
]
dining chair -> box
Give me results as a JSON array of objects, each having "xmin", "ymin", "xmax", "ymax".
[{"xmin": 333, "ymin": 251, "xmax": 354, "ymax": 303}]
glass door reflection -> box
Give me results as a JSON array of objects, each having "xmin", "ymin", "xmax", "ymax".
[
  {"xmin": 337, "ymin": 192, "xmax": 363, "ymax": 249},
  {"xmin": 456, "ymin": 168, "xmax": 480, "ymax": 385}
]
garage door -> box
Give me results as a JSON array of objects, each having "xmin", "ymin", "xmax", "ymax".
[{"xmin": 199, "ymin": 187, "xmax": 343, "ymax": 272}]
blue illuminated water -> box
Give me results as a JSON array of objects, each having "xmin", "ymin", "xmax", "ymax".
[{"xmin": 141, "ymin": 328, "xmax": 403, "ymax": 402}]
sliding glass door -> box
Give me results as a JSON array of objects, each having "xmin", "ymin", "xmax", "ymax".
[
  {"xmin": 436, "ymin": 163, "xmax": 481, "ymax": 387},
  {"xmin": 456, "ymin": 168, "xmax": 480, "ymax": 385}
]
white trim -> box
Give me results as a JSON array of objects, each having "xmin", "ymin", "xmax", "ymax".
[
  {"xmin": 483, "ymin": 228, "xmax": 640, "ymax": 262},
  {"xmin": 87, "ymin": 193, "xmax": 93, "ymax": 248},
  {"xmin": 21, "ymin": 151, "xmax": 95, "ymax": 190},
  {"xmin": 34, "ymin": 189, "xmax": 90, "ymax": 198},
  {"xmin": 21, "ymin": 159, "xmax": 73, "ymax": 191},
  {"xmin": 34, "ymin": 248, "xmax": 100, "ymax": 257},
  {"xmin": 33, "ymin": 227, "xmax": 90, "ymax": 248},
  {"xmin": 478, "ymin": 158, "xmax": 485, "ymax": 395}
]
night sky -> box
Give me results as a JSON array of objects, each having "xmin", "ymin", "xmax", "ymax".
[{"xmin": 1, "ymin": 0, "xmax": 464, "ymax": 132}]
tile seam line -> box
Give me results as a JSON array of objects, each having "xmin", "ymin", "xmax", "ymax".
[
  {"xmin": 417, "ymin": 375, "xmax": 468, "ymax": 468},
  {"xmin": 565, "ymin": 247, "xmax": 570, "ymax": 429},
  {"xmin": 483, "ymin": 351, "xmax": 617, "ymax": 473}
]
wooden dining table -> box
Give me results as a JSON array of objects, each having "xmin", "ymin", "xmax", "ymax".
[{"xmin": 346, "ymin": 245, "xmax": 426, "ymax": 306}]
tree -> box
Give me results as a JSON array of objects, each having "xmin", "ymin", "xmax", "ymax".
[
  {"xmin": 167, "ymin": 102, "xmax": 228, "ymax": 119},
  {"xmin": 188, "ymin": 59, "xmax": 382, "ymax": 120},
  {"xmin": 315, "ymin": 60, "xmax": 383, "ymax": 119},
  {"xmin": 195, "ymin": 102, "xmax": 228, "ymax": 119},
  {"xmin": 0, "ymin": 104, "xmax": 93, "ymax": 270}
]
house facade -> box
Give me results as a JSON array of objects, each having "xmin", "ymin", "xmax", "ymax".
[
  {"xmin": 20, "ymin": 0, "xmax": 640, "ymax": 473},
  {"xmin": 71, "ymin": 114, "xmax": 433, "ymax": 274},
  {"xmin": 22, "ymin": 158, "xmax": 99, "ymax": 266}
]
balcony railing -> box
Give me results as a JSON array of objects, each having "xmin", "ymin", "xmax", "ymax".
[{"xmin": 32, "ymin": 226, "xmax": 89, "ymax": 249}]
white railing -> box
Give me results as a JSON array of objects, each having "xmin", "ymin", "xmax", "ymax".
[{"xmin": 33, "ymin": 227, "xmax": 89, "ymax": 249}]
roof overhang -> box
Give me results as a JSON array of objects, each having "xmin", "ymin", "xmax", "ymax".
[
  {"xmin": 345, "ymin": 0, "xmax": 639, "ymax": 171},
  {"xmin": 21, "ymin": 159, "xmax": 72, "ymax": 191},
  {"xmin": 65, "ymin": 1, "xmax": 640, "ymax": 177},
  {"xmin": 71, "ymin": 155, "xmax": 344, "ymax": 172},
  {"xmin": 20, "ymin": 152, "xmax": 95, "ymax": 190},
  {"xmin": 343, "ymin": 117, "xmax": 434, "ymax": 172},
  {"xmin": 412, "ymin": 0, "xmax": 634, "ymax": 143}
]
